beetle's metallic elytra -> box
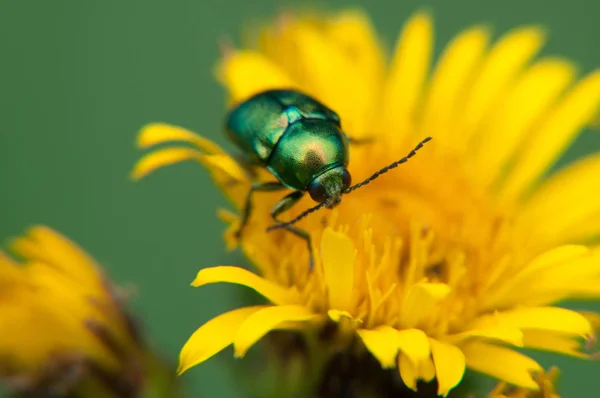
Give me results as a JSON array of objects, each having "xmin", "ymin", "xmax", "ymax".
[
  {"xmin": 226, "ymin": 89, "xmax": 432, "ymax": 269},
  {"xmin": 226, "ymin": 89, "xmax": 351, "ymax": 206}
]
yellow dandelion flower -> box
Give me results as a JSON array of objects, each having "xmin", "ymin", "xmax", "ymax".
[
  {"xmin": 133, "ymin": 9, "xmax": 600, "ymax": 396},
  {"xmin": 0, "ymin": 226, "xmax": 175, "ymax": 396}
]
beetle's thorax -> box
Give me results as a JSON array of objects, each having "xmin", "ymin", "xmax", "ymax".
[{"xmin": 267, "ymin": 119, "xmax": 350, "ymax": 190}]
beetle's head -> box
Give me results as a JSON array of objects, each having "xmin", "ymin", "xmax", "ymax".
[{"xmin": 307, "ymin": 166, "xmax": 352, "ymax": 209}]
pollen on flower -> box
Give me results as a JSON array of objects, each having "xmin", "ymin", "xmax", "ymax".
[{"xmin": 133, "ymin": 7, "xmax": 600, "ymax": 397}]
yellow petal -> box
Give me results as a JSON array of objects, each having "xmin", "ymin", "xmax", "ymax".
[
  {"xmin": 137, "ymin": 123, "xmax": 223, "ymax": 153},
  {"xmin": 482, "ymin": 245, "xmax": 594, "ymax": 309},
  {"xmin": 469, "ymin": 307, "xmax": 593, "ymax": 338},
  {"xmin": 460, "ymin": 26, "xmax": 545, "ymax": 143},
  {"xmin": 326, "ymin": 10, "xmax": 385, "ymax": 84},
  {"xmin": 522, "ymin": 330, "xmax": 586, "ymax": 358},
  {"xmin": 357, "ymin": 326, "xmax": 399, "ymax": 368},
  {"xmin": 191, "ymin": 266, "xmax": 296, "ymax": 305},
  {"xmin": 398, "ymin": 353, "xmax": 418, "ymax": 391},
  {"xmin": 429, "ymin": 339, "xmax": 465, "ymax": 397},
  {"xmin": 201, "ymin": 154, "xmax": 249, "ymax": 184},
  {"xmin": 461, "ymin": 341, "xmax": 541, "ymax": 389},
  {"xmin": 284, "ymin": 20, "xmax": 366, "ymax": 134},
  {"xmin": 502, "ymin": 277, "xmax": 600, "ymax": 309},
  {"xmin": 471, "ymin": 58, "xmax": 575, "ymax": 186},
  {"xmin": 178, "ymin": 306, "xmax": 265, "ymax": 374},
  {"xmin": 325, "ymin": 10, "xmax": 385, "ymax": 136},
  {"xmin": 397, "ymin": 328, "xmax": 431, "ymax": 364},
  {"xmin": 516, "ymin": 153, "xmax": 600, "ymax": 246},
  {"xmin": 499, "ymin": 69, "xmax": 600, "ymax": 202},
  {"xmin": 26, "ymin": 262, "xmax": 98, "ymax": 320},
  {"xmin": 233, "ymin": 305, "xmax": 317, "ymax": 357},
  {"xmin": 581, "ymin": 311, "xmax": 600, "ymax": 330},
  {"xmin": 380, "ymin": 11, "xmax": 433, "ymax": 145},
  {"xmin": 517, "ymin": 245, "xmax": 599, "ymax": 291},
  {"xmin": 217, "ymin": 51, "xmax": 298, "ymax": 104},
  {"xmin": 10, "ymin": 226, "xmax": 101, "ymax": 292},
  {"xmin": 546, "ymin": 212, "xmax": 600, "ymax": 252},
  {"xmin": 200, "ymin": 153, "xmax": 254, "ymax": 210},
  {"xmin": 518, "ymin": 244, "xmax": 589, "ymax": 275},
  {"xmin": 254, "ymin": 16, "xmax": 313, "ymax": 89},
  {"xmin": 400, "ymin": 283, "xmax": 451, "ymax": 328},
  {"xmin": 328, "ymin": 309, "xmax": 356, "ymax": 323},
  {"xmin": 420, "ymin": 25, "xmax": 490, "ymax": 146},
  {"xmin": 492, "ymin": 263, "xmax": 600, "ymax": 308},
  {"xmin": 450, "ymin": 327, "xmax": 524, "ymax": 347},
  {"xmin": 321, "ymin": 228, "xmax": 356, "ymax": 311},
  {"xmin": 131, "ymin": 147, "xmax": 201, "ymax": 180},
  {"xmin": 0, "ymin": 252, "xmax": 25, "ymax": 284},
  {"xmin": 420, "ymin": 357, "xmax": 436, "ymax": 382},
  {"xmin": 397, "ymin": 328, "xmax": 435, "ymax": 382}
]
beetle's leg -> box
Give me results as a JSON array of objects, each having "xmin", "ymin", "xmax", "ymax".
[
  {"xmin": 269, "ymin": 191, "xmax": 315, "ymax": 270},
  {"xmin": 345, "ymin": 132, "xmax": 374, "ymax": 145},
  {"xmin": 236, "ymin": 181, "xmax": 286, "ymax": 239},
  {"xmin": 346, "ymin": 136, "xmax": 374, "ymax": 145},
  {"xmin": 233, "ymin": 154, "xmax": 260, "ymax": 179}
]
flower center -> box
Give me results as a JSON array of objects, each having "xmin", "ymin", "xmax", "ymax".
[{"xmin": 277, "ymin": 143, "xmax": 520, "ymax": 335}]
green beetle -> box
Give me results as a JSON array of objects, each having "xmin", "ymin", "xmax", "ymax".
[{"xmin": 226, "ymin": 89, "xmax": 431, "ymax": 268}]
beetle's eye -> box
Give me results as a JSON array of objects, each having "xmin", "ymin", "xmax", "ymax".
[
  {"xmin": 341, "ymin": 169, "xmax": 352, "ymax": 190},
  {"xmin": 308, "ymin": 181, "xmax": 327, "ymax": 203}
]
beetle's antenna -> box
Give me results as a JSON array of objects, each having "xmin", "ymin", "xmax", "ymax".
[
  {"xmin": 267, "ymin": 137, "xmax": 432, "ymax": 232},
  {"xmin": 266, "ymin": 201, "xmax": 327, "ymax": 232},
  {"xmin": 343, "ymin": 136, "xmax": 432, "ymax": 194}
]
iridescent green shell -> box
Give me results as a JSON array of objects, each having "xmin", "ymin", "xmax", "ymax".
[{"xmin": 225, "ymin": 89, "xmax": 349, "ymax": 190}]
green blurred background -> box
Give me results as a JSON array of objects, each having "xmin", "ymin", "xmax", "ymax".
[{"xmin": 1, "ymin": 0, "xmax": 599, "ymax": 397}]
